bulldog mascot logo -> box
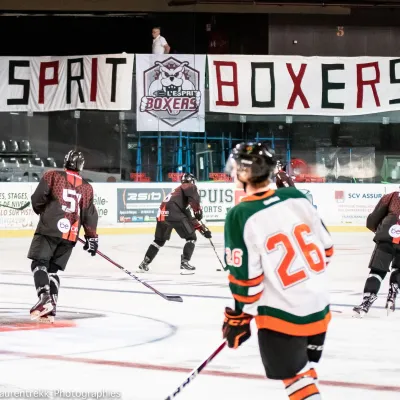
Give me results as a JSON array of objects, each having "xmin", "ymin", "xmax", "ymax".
[{"xmin": 140, "ymin": 57, "xmax": 201, "ymax": 127}]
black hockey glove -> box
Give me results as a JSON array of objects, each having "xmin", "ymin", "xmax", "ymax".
[
  {"xmin": 222, "ymin": 307, "xmax": 252, "ymax": 349},
  {"xmin": 83, "ymin": 235, "xmax": 98, "ymax": 256},
  {"xmin": 194, "ymin": 209, "xmax": 203, "ymax": 221},
  {"xmin": 199, "ymin": 224, "xmax": 212, "ymax": 239},
  {"xmin": 192, "ymin": 220, "xmax": 212, "ymax": 239}
]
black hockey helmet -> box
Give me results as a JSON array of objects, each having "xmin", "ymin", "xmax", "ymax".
[
  {"xmin": 63, "ymin": 150, "xmax": 85, "ymax": 172},
  {"xmin": 276, "ymin": 159, "xmax": 287, "ymax": 172},
  {"xmin": 226, "ymin": 142, "xmax": 275, "ymax": 184},
  {"xmin": 181, "ymin": 172, "xmax": 196, "ymax": 184}
]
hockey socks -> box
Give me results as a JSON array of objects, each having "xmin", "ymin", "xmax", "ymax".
[
  {"xmin": 283, "ymin": 365, "xmax": 321, "ymax": 400},
  {"xmin": 32, "ymin": 264, "xmax": 50, "ymax": 295},
  {"xmin": 183, "ymin": 240, "xmax": 195, "ymax": 261},
  {"xmin": 364, "ymin": 269, "xmax": 386, "ymax": 295},
  {"xmin": 145, "ymin": 241, "xmax": 163, "ymax": 262},
  {"xmin": 49, "ymin": 273, "xmax": 60, "ymax": 307},
  {"xmin": 390, "ymin": 268, "xmax": 400, "ymax": 286}
]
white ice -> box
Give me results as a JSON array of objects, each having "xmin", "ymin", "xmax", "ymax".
[{"xmin": 0, "ymin": 231, "xmax": 399, "ymax": 400}]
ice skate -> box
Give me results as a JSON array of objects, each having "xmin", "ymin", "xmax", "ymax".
[
  {"xmin": 38, "ymin": 309, "xmax": 56, "ymax": 323},
  {"xmin": 30, "ymin": 293, "xmax": 54, "ymax": 321},
  {"xmin": 137, "ymin": 257, "xmax": 151, "ymax": 273},
  {"xmin": 180, "ymin": 256, "xmax": 195, "ymax": 275},
  {"xmin": 386, "ymin": 283, "xmax": 399, "ymax": 315},
  {"xmin": 353, "ymin": 293, "xmax": 377, "ymax": 318},
  {"xmin": 38, "ymin": 295, "xmax": 57, "ymax": 323}
]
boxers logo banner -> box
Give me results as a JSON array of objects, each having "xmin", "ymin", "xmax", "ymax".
[
  {"xmin": 0, "ymin": 54, "xmax": 134, "ymax": 112},
  {"xmin": 207, "ymin": 55, "xmax": 400, "ymax": 116},
  {"xmin": 136, "ymin": 55, "xmax": 206, "ymax": 132}
]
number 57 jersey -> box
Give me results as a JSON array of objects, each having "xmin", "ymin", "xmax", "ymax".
[
  {"xmin": 31, "ymin": 169, "xmax": 98, "ymax": 243},
  {"xmin": 224, "ymin": 187, "xmax": 334, "ymax": 337}
]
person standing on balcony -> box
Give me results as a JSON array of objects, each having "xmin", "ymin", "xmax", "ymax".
[{"xmin": 152, "ymin": 27, "xmax": 170, "ymax": 55}]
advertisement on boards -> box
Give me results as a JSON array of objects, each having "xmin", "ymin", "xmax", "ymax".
[{"xmin": 117, "ymin": 187, "xmax": 171, "ymax": 223}]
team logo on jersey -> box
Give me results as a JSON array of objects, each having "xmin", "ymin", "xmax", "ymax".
[
  {"xmin": 389, "ymin": 225, "xmax": 400, "ymax": 238},
  {"xmin": 139, "ymin": 57, "xmax": 201, "ymax": 127},
  {"xmin": 57, "ymin": 218, "xmax": 71, "ymax": 233}
]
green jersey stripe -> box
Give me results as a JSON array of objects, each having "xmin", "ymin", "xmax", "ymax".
[{"xmin": 257, "ymin": 305, "xmax": 330, "ymax": 325}]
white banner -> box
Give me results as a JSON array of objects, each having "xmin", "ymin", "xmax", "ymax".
[
  {"xmin": 295, "ymin": 183, "xmax": 387, "ymax": 226},
  {"xmin": 0, "ymin": 183, "xmax": 38, "ymax": 229},
  {"xmin": 208, "ymin": 55, "xmax": 400, "ymax": 116},
  {"xmin": 198, "ymin": 182, "xmax": 234, "ymax": 221},
  {"xmin": 0, "ymin": 53, "xmax": 134, "ymax": 112},
  {"xmin": 136, "ymin": 54, "xmax": 206, "ymax": 132}
]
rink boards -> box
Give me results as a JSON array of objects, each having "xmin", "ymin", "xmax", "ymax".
[{"xmin": 0, "ymin": 182, "xmax": 393, "ymax": 237}]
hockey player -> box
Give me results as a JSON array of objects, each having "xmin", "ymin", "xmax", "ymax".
[
  {"xmin": 275, "ymin": 160, "xmax": 295, "ymax": 188},
  {"xmin": 138, "ymin": 172, "xmax": 211, "ymax": 275},
  {"xmin": 222, "ymin": 142, "xmax": 333, "ymax": 400},
  {"xmin": 353, "ymin": 190, "xmax": 400, "ymax": 317},
  {"xmin": 28, "ymin": 150, "xmax": 99, "ymax": 322}
]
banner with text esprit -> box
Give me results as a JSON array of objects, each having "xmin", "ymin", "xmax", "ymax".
[
  {"xmin": 0, "ymin": 53, "xmax": 134, "ymax": 112},
  {"xmin": 207, "ymin": 55, "xmax": 400, "ymax": 116}
]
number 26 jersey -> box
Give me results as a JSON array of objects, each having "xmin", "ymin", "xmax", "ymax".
[
  {"xmin": 224, "ymin": 187, "xmax": 334, "ymax": 337},
  {"xmin": 31, "ymin": 169, "xmax": 98, "ymax": 242}
]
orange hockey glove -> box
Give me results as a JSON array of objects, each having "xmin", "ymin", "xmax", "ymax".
[{"xmin": 222, "ymin": 307, "xmax": 252, "ymax": 349}]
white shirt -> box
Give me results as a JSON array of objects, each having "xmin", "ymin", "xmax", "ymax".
[{"xmin": 152, "ymin": 35, "xmax": 168, "ymax": 54}]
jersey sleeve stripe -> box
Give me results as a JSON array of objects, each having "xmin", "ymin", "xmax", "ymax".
[
  {"xmin": 228, "ymin": 273, "xmax": 264, "ymax": 287},
  {"xmin": 255, "ymin": 312, "xmax": 331, "ymax": 336},
  {"xmin": 232, "ymin": 291, "xmax": 263, "ymax": 304},
  {"xmin": 325, "ymin": 247, "xmax": 334, "ymax": 257},
  {"xmin": 230, "ymin": 282, "xmax": 264, "ymax": 297}
]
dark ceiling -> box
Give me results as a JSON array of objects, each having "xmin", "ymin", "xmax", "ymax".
[{"xmin": 168, "ymin": 0, "xmax": 400, "ymax": 5}]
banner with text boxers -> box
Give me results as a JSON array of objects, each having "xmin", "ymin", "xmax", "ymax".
[
  {"xmin": 0, "ymin": 53, "xmax": 134, "ymax": 112},
  {"xmin": 136, "ymin": 54, "xmax": 206, "ymax": 132},
  {"xmin": 207, "ymin": 54, "xmax": 400, "ymax": 116}
]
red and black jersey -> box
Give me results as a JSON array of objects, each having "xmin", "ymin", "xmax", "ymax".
[
  {"xmin": 157, "ymin": 183, "xmax": 201, "ymax": 222},
  {"xmin": 367, "ymin": 191, "xmax": 400, "ymax": 245},
  {"xmin": 276, "ymin": 170, "xmax": 295, "ymax": 188},
  {"xmin": 31, "ymin": 169, "xmax": 98, "ymax": 242}
]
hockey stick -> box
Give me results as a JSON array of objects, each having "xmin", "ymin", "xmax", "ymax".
[
  {"xmin": 209, "ymin": 238, "xmax": 225, "ymax": 271},
  {"xmin": 0, "ymin": 201, "xmax": 30, "ymax": 211},
  {"xmin": 200, "ymin": 221, "xmax": 225, "ymax": 271},
  {"xmin": 164, "ymin": 340, "xmax": 227, "ymax": 400},
  {"xmin": 78, "ymin": 238, "xmax": 183, "ymax": 302}
]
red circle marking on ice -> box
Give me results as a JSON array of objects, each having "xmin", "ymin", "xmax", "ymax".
[{"xmin": 0, "ymin": 320, "xmax": 76, "ymax": 332}]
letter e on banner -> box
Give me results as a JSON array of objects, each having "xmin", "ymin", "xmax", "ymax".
[{"xmin": 213, "ymin": 61, "xmax": 239, "ymax": 107}]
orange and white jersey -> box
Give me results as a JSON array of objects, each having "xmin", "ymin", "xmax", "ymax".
[{"xmin": 224, "ymin": 187, "xmax": 333, "ymax": 337}]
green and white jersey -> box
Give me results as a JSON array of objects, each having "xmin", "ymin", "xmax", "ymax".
[{"xmin": 224, "ymin": 187, "xmax": 334, "ymax": 337}]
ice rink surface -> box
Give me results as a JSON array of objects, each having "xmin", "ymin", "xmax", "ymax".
[{"xmin": 1, "ymin": 231, "xmax": 400, "ymax": 400}]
